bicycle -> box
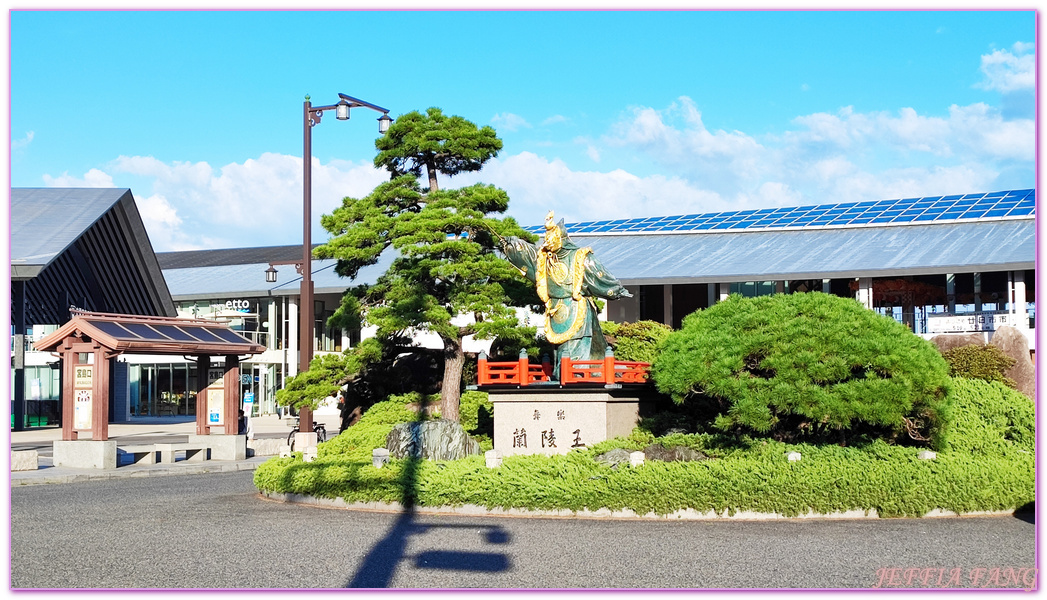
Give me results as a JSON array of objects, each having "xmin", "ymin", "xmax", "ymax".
[{"xmin": 287, "ymin": 417, "xmax": 327, "ymax": 451}]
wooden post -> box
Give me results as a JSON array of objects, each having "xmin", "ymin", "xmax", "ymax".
[
  {"xmin": 603, "ymin": 347, "xmax": 616, "ymax": 385},
  {"xmin": 195, "ymin": 355, "xmax": 210, "ymax": 435},
  {"xmin": 91, "ymin": 346, "xmax": 110, "ymax": 441},
  {"xmin": 478, "ymin": 352, "xmax": 488, "ymax": 385},
  {"xmin": 518, "ymin": 349, "xmax": 529, "ymax": 386},
  {"xmin": 224, "ymin": 356, "xmax": 239, "ymax": 435},
  {"xmin": 560, "ymin": 356, "xmax": 570, "ymax": 384},
  {"xmin": 61, "ymin": 341, "xmax": 76, "ymax": 441}
]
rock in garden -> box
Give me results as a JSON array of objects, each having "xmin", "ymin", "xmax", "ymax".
[
  {"xmin": 990, "ymin": 326, "xmax": 1036, "ymax": 399},
  {"xmin": 642, "ymin": 444, "xmax": 708, "ymax": 462},
  {"xmin": 385, "ymin": 419, "xmax": 481, "ymax": 461},
  {"xmin": 930, "ymin": 333, "xmax": 985, "ymax": 353},
  {"xmin": 594, "ymin": 448, "xmax": 633, "ymax": 469}
]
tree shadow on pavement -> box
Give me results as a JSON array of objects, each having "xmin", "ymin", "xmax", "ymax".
[{"xmin": 346, "ymin": 396, "xmax": 511, "ymax": 588}]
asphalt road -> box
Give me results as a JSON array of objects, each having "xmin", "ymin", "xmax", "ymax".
[{"xmin": 10, "ymin": 471, "xmax": 1036, "ymax": 590}]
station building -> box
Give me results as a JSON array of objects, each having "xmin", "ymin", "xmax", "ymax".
[{"xmin": 11, "ymin": 187, "xmax": 1036, "ymax": 426}]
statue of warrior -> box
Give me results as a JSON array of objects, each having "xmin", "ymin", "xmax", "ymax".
[{"xmin": 500, "ymin": 211, "xmax": 632, "ymax": 378}]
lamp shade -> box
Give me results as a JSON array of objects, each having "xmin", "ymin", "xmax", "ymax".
[
  {"xmin": 336, "ymin": 102, "xmax": 350, "ymax": 120},
  {"xmin": 265, "ymin": 266, "xmax": 278, "ymax": 283},
  {"xmin": 378, "ymin": 113, "xmax": 393, "ymax": 133}
]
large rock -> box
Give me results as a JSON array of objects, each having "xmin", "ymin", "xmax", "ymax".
[
  {"xmin": 385, "ymin": 419, "xmax": 481, "ymax": 461},
  {"xmin": 930, "ymin": 333, "xmax": 986, "ymax": 354},
  {"xmin": 990, "ymin": 326, "xmax": 1036, "ymax": 399},
  {"xmin": 642, "ymin": 444, "xmax": 709, "ymax": 462},
  {"xmin": 594, "ymin": 448, "xmax": 633, "ymax": 469}
]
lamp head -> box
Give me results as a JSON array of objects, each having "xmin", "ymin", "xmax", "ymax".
[
  {"xmin": 378, "ymin": 113, "xmax": 393, "ymax": 133},
  {"xmin": 336, "ymin": 100, "xmax": 350, "ymax": 121}
]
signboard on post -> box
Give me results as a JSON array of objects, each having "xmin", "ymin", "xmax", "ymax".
[
  {"xmin": 206, "ymin": 368, "xmax": 225, "ymax": 426},
  {"xmin": 73, "ymin": 365, "xmax": 93, "ymax": 430}
]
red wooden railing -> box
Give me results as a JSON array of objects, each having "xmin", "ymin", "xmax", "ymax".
[{"xmin": 477, "ymin": 349, "xmax": 650, "ymax": 386}]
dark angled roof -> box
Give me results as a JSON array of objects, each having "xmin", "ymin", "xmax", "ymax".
[{"xmin": 11, "ymin": 188, "xmax": 176, "ymax": 323}]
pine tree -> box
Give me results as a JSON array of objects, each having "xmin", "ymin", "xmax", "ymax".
[{"xmin": 316, "ymin": 109, "xmax": 536, "ymax": 422}]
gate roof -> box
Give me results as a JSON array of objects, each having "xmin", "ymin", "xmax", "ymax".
[{"xmin": 34, "ymin": 310, "xmax": 266, "ymax": 356}]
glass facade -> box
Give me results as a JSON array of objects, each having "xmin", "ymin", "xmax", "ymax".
[{"xmin": 11, "ymin": 365, "xmax": 60, "ymax": 427}]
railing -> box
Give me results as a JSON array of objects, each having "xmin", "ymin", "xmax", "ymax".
[
  {"xmin": 477, "ymin": 351, "xmax": 553, "ymax": 386},
  {"xmin": 477, "ymin": 349, "xmax": 650, "ymax": 387}
]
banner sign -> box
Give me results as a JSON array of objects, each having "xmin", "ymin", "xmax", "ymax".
[{"xmin": 926, "ymin": 312, "xmax": 1021, "ymax": 334}]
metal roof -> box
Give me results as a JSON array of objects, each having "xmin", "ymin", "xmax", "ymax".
[
  {"xmin": 527, "ymin": 188, "xmax": 1035, "ymax": 236},
  {"xmin": 157, "ymin": 189, "xmax": 1036, "ymax": 298},
  {"xmin": 162, "ymin": 250, "xmax": 397, "ymax": 300},
  {"xmin": 578, "ymin": 220, "xmax": 1034, "ymax": 285},
  {"xmin": 10, "ymin": 188, "xmax": 176, "ymax": 322}
]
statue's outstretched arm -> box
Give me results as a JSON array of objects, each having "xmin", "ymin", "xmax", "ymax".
[{"xmin": 582, "ymin": 253, "xmax": 632, "ymax": 299}]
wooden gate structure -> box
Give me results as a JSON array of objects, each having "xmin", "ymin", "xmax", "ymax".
[{"xmin": 33, "ymin": 310, "xmax": 265, "ymax": 441}]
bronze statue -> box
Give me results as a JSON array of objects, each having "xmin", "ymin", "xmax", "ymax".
[{"xmin": 500, "ymin": 211, "xmax": 632, "ymax": 378}]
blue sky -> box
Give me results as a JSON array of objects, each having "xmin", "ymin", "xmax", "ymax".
[{"xmin": 9, "ymin": 9, "xmax": 1036, "ymax": 252}]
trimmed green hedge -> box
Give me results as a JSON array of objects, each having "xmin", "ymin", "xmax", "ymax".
[{"xmin": 254, "ymin": 375, "xmax": 1033, "ymax": 518}]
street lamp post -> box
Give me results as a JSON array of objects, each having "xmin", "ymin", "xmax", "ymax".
[{"xmin": 269, "ymin": 93, "xmax": 391, "ymax": 436}]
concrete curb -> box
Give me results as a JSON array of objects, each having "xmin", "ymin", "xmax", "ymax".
[
  {"xmin": 259, "ymin": 491, "xmax": 1018, "ymax": 521},
  {"xmin": 10, "ymin": 457, "xmax": 267, "ymax": 486}
]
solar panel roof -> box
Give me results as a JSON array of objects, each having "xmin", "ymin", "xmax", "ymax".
[{"xmin": 524, "ymin": 189, "xmax": 1035, "ymax": 235}]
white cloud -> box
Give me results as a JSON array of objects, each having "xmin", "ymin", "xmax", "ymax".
[
  {"xmin": 11, "ymin": 131, "xmax": 34, "ymax": 152},
  {"xmin": 42, "ymin": 168, "xmax": 115, "ymax": 187},
  {"xmin": 38, "ymin": 153, "xmax": 391, "ymax": 251},
  {"xmin": 490, "ymin": 113, "xmax": 531, "ymax": 132},
  {"xmin": 542, "ymin": 115, "xmax": 568, "ymax": 127},
  {"xmin": 976, "ymin": 42, "xmax": 1035, "ymax": 93},
  {"xmin": 463, "ymin": 152, "xmax": 729, "ymax": 227}
]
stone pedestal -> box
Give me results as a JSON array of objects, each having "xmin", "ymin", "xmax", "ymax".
[
  {"xmin": 189, "ymin": 434, "xmax": 246, "ymax": 461},
  {"xmin": 294, "ymin": 432, "xmax": 318, "ymax": 452},
  {"xmin": 53, "ymin": 440, "xmax": 117, "ymax": 469},
  {"xmin": 489, "ymin": 388, "xmax": 652, "ymax": 457}
]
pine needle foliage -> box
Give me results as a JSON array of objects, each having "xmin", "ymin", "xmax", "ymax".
[{"xmin": 651, "ymin": 293, "xmax": 952, "ymax": 446}]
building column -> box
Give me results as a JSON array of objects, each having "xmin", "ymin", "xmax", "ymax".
[
  {"xmin": 822, "ymin": 279, "xmax": 831, "ymax": 294},
  {"xmin": 12, "ymin": 280, "xmax": 26, "ymax": 431},
  {"xmin": 973, "ymin": 273, "xmax": 982, "ymax": 312},
  {"xmin": 856, "ymin": 277, "xmax": 873, "ymax": 309},
  {"xmin": 662, "ymin": 284, "xmax": 673, "ymax": 327},
  {"xmin": 946, "ymin": 273, "xmax": 956, "ymax": 313},
  {"xmin": 719, "ymin": 283, "xmax": 730, "ymax": 302},
  {"xmin": 288, "ymin": 296, "xmax": 299, "ymax": 377},
  {"xmin": 266, "ymin": 299, "xmax": 277, "ymax": 351},
  {"xmin": 1011, "ymin": 270, "xmax": 1028, "ymax": 328}
]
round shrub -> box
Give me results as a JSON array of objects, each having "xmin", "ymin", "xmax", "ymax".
[
  {"xmin": 651, "ymin": 292, "xmax": 951, "ymax": 446},
  {"xmin": 941, "ymin": 344, "xmax": 1016, "ymax": 388},
  {"xmin": 602, "ymin": 320, "xmax": 673, "ymax": 363}
]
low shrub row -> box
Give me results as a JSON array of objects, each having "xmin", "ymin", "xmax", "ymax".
[
  {"xmin": 254, "ymin": 438, "xmax": 1033, "ymax": 518},
  {"xmin": 253, "ymin": 378, "xmax": 1033, "ymax": 518}
]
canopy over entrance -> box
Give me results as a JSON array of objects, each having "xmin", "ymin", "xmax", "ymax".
[{"xmin": 35, "ymin": 310, "xmax": 266, "ymax": 441}]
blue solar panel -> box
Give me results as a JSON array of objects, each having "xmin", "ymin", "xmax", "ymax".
[{"xmin": 526, "ymin": 189, "xmax": 1033, "ymax": 236}]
